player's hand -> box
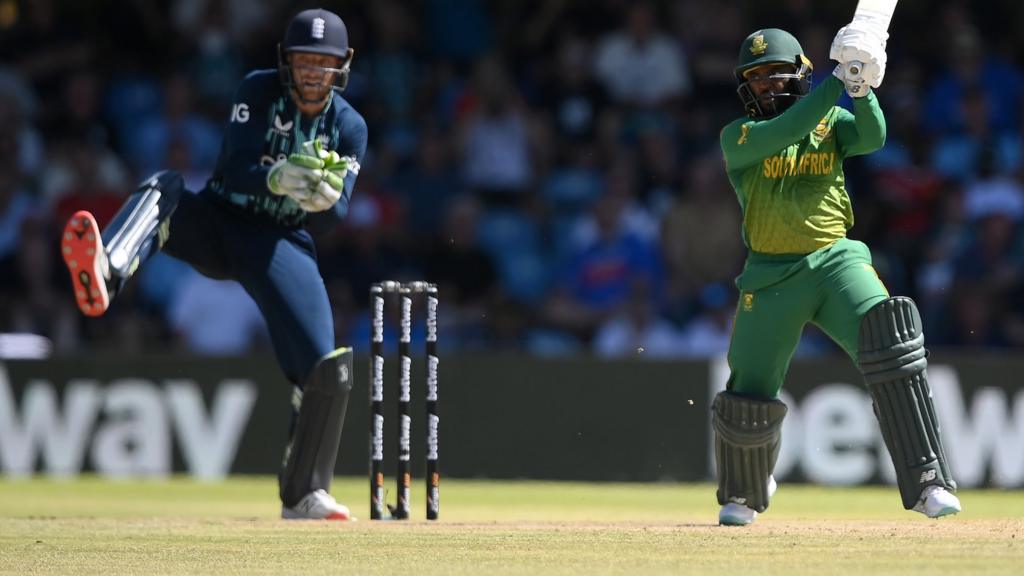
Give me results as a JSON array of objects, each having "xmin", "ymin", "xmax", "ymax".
[
  {"xmin": 830, "ymin": 24, "xmax": 887, "ymax": 89},
  {"xmin": 832, "ymin": 64, "xmax": 871, "ymax": 98},
  {"xmin": 267, "ymin": 154, "xmax": 323, "ymax": 200}
]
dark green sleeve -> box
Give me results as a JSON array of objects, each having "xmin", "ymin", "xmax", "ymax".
[
  {"xmin": 721, "ymin": 75, "xmax": 845, "ymax": 171},
  {"xmin": 835, "ymin": 90, "xmax": 887, "ymax": 158}
]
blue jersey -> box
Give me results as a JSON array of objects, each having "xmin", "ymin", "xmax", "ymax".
[{"xmin": 202, "ymin": 69, "xmax": 368, "ymax": 228}]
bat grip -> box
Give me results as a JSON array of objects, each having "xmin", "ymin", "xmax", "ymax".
[{"xmin": 846, "ymin": 60, "xmax": 864, "ymax": 79}]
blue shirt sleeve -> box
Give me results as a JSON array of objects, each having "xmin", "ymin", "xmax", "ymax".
[
  {"xmin": 216, "ymin": 72, "xmax": 276, "ymax": 202},
  {"xmin": 307, "ymin": 104, "xmax": 369, "ymax": 230}
]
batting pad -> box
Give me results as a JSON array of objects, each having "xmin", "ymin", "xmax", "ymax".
[
  {"xmin": 279, "ymin": 347, "xmax": 354, "ymax": 507},
  {"xmin": 713, "ymin": 391, "xmax": 787, "ymax": 513},
  {"xmin": 858, "ymin": 297, "xmax": 956, "ymax": 509}
]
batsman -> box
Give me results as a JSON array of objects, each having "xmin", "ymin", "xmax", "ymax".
[
  {"xmin": 60, "ymin": 9, "xmax": 365, "ymax": 520},
  {"xmin": 713, "ymin": 19, "xmax": 960, "ymax": 525}
]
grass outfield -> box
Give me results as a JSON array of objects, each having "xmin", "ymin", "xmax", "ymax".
[{"xmin": 1, "ymin": 477, "xmax": 1021, "ymax": 575}]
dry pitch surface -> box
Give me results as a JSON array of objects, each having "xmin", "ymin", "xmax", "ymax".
[{"xmin": 1, "ymin": 477, "xmax": 1021, "ymax": 575}]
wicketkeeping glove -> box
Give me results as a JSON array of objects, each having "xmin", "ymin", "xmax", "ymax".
[
  {"xmin": 293, "ymin": 141, "xmax": 353, "ymax": 213},
  {"xmin": 267, "ymin": 153, "xmax": 323, "ymax": 202}
]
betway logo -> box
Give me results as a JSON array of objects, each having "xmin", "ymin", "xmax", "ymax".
[
  {"xmin": 0, "ymin": 366, "xmax": 256, "ymax": 480},
  {"xmin": 709, "ymin": 358, "xmax": 1024, "ymax": 488}
]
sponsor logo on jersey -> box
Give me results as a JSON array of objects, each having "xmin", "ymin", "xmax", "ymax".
[
  {"xmin": 230, "ymin": 103, "xmax": 249, "ymax": 123},
  {"xmin": 738, "ymin": 124, "xmax": 750, "ymax": 145},
  {"xmin": 272, "ymin": 114, "xmax": 294, "ymax": 135}
]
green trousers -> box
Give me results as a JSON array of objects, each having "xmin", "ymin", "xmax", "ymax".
[{"xmin": 727, "ymin": 238, "xmax": 889, "ymax": 398}]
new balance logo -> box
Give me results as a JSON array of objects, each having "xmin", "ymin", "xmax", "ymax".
[
  {"xmin": 919, "ymin": 470, "xmax": 937, "ymax": 483},
  {"xmin": 312, "ymin": 18, "xmax": 326, "ymax": 39}
]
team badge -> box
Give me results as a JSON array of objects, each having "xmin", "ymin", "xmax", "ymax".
[
  {"xmin": 750, "ymin": 35, "xmax": 767, "ymax": 55},
  {"xmin": 742, "ymin": 293, "xmax": 754, "ymax": 312},
  {"xmin": 813, "ymin": 117, "xmax": 831, "ymax": 142}
]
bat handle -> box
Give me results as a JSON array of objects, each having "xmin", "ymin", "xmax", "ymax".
[{"xmin": 846, "ymin": 60, "xmax": 864, "ymax": 79}]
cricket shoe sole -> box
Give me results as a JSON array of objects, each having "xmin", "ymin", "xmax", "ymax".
[{"xmin": 62, "ymin": 210, "xmax": 110, "ymax": 317}]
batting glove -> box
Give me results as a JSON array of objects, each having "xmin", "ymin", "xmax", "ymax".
[{"xmin": 830, "ymin": 24, "xmax": 887, "ymax": 89}]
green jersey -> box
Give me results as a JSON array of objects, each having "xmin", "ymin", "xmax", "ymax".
[{"xmin": 719, "ymin": 76, "xmax": 886, "ymax": 254}]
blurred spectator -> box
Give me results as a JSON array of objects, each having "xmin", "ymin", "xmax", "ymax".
[
  {"xmin": 544, "ymin": 191, "xmax": 664, "ymax": 339},
  {"xmin": 931, "ymin": 88, "xmax": 1021, "ymax": 182},
  {"xmin": 5, "ymin": 216, "xmax": 78, "ymax": 352},
  {"xmin": 675, "ymin": 282, "xmax": 736, "ymax": 358},
  {"xmin": 916, "ymin": 183, "xmax": 968, "ymax": 342},
  {"xmin": 42, "ymin": 68, "xmax": 110, "ymax": 148},
  {"xmin": 593, "ymin": 278, "xmax": 682, "ymax": 358},
  {"xmin": 421, "ymin": 195, "xmax": 499, "ymax": 348},
  {"xmin": 0, "ymin": 70, "xmax": 43, "ymax": 178},
  {"xmin": 458, "ymin": 55, "xmax": 540, "ymax": 206},
  {"xmin": 182, "ymin": 0, "xmax": 246, "ymax": 117},
  {"xmin": 670, "ymin": 0, "xmax": 745, "ymax": 97},
  {"xmin": 660, "ymin": 153, "xmax": 745, "ymax": 322},
  {"xmin": 947, "ymin": 205, "xmax": 1024, "ymax": 347},
  {"xmin": 541, "ymin": 35, "xmax": 612, "ymax": 148},
  {"xmin": 171, "ymin": 0, "xmax": 276, "ymax": 55},
  {"xmin": 365, "ymin": 0, "xmax": 419, "ymax": 153},
  {"xmin": 128, "ymin": 72, "xmax": 221, "ymax": 177},
  {"xmin": 593, "ymin": 2, "xmax": 691, "ymax": 109},
  {"xmin": 397, "ymin": 127, "xmax": 465, "ymax": 236},
  {"xmin": 168, "ymin": 269, "xmax": 269, "ymax": 355},
  {"xmin": 921, "ymin": 27, "xmax": 1023, "ymax": 136},
  {"xmin": 46, "ymin": 139, "xmax": 130, "ymax": 232},
  {"xmin": 0, "ymin": 95, "xmax": 37, "ymax": 266}
]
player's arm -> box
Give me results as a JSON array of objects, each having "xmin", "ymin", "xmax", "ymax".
[
  {"xmin": 720, "ymin": 76, "xmax": 845, "ymax": 171},
  {"xmin": 219, "ymin": 73, "xmax": 276, "ymax": 198},
  {"xmin": 835, "ymin": 90, "xmax": 886, "ymax": 157}
]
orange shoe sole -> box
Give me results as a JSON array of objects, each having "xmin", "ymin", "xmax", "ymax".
[{"xmin": 61, "ymin": 210, "xmax": 110, "ymax": 317}]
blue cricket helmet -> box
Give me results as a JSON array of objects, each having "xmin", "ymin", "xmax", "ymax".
[{"xmin": 278, "ymin": 8, "xmax": 355, "ymax": 98}]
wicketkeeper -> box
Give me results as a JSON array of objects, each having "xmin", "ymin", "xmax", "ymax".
[
  {"xmin": 60, "ymin": 9, "xmax": 365, "ymax": 520},
  {"xmin": 712, "ymin": 23, "xmax": 960, "ymax": 525}
]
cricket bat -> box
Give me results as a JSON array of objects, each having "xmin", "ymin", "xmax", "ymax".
[{"xmin": 845, "ymin": 0, "xmax": 898, "ymax": 85}]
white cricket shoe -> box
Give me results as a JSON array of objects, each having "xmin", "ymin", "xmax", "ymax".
[
  {"xmin": 912, "ymin": 486, "xmax": 961, "ymax": 518},
  {"xmin": 719, "ymin": 476, "xmax": 777, "ymax": 526},
  {"xmin": 282, "ymin": 489, "xmax": 353, "ymax": 521}
]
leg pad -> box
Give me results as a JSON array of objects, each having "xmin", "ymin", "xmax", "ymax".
[
  {"xmin": 279, "ymin": 347, "xmax": 354, "ymax": 507},
  {"xmin": 859, "ymin": 297, "xmax": 956, "ymax": 509},
  {"xmin": 713, "ymin": 391, "xmax": 787, "ymax": 513}
]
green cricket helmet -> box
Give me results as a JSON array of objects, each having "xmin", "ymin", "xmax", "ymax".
[{"xmin": 735, "ymin": 28, "xmax": 813, "ymax": 119}]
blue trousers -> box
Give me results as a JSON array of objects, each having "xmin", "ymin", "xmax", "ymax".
[{"xmin": 163, "ymin": 190, "xmax": 334, "ymax": 385}]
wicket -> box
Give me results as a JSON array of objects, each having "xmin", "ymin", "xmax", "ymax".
[{"xmin": 369, "ymin": 280, "xmax": 439, "ymax": 520}]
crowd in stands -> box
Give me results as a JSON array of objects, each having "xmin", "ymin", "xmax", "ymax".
[{"xmin": 2, "ymin": 0, "xmax": 1023, "ymax": 358}]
